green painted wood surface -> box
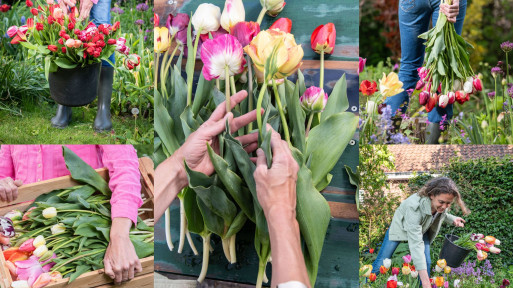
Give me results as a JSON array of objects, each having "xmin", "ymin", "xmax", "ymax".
[{"xmin": 156, "ymin": 0, "xmax": 359, "ymax": 61}]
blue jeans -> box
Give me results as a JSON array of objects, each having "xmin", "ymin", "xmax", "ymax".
[
  {"xmin": 90, "ymin": 0, "xmax": 115, "ymax": 67},
  {"xmin": 371, "ymin": 229, "xmax": 431, "ymax": 276},
  {"xmin": 384, "ymin": 0, "xmax": 467, "ymax": 123}
]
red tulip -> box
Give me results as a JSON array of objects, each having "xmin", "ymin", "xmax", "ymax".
[
  {"xmin": 387, "ymin": 280, "xmax": 398, "ymax": 288},
  {"xmin": 36, "ymin": 22, "xmax": 44, "ymax": 31},
  {"xmin": 107, "ymin": 38, "xmax": 116, "ymax": 45},
  {"xmin": 30, "ymin": 8, "xmax": 38, "ymax": 15},
  {"xmin": 369, "ymin": 273, "xmax": 377, "ymax": 282},
  {"xmin": 419, "ymin": 91, "xmax": 429, "ymax": 105},
  {"xmin": 311, "ymin": 23, "xmax": 336, "ymax": 54},
  {"xmin": 48, "ymin": 45, "xmax": 58, "ymax": 52},
  {"xmin": 391, "ymin": 267, "xmax": 399, "ymax": 275},
  {"xmin": 426, "ymin": 94, "xmax": 438, "ymax": 112},
  {"xmin": 68, "ymin": 22, "xmax": 74, "ymax": 30},
  {"xmin": 473, "ymin": 77, "xmax": 483, "ymax": 91},
  {"xmin": 359, "ymin": 80, "xmax": 377, "ymax": 96},
  {"xmin": 154, "ymin": 13, "xmax": 159, "ymax": 27},
  {"xmin": 26, "ymin": 0, "xmax": 33, "ymax": 7},
  {"xmin": 269, "ymin": 18, "xmax": 292, "ymax": 33},
  {"xmin": 380, "ymin": 265, "xmax": 388, "ymax": 274},
  {"xmin": 48, "ymin": 15, "xmax": 55, "ymax": 25},
  {"xmin": 112, "ymin": 21, "xmax": 120, "ymax": 31},
  {"xmin": 231, "ymin": 21, "xmax": 260, "ymax": 47},
  {"xmin": 369, "ymin": 248, "xmax": 374, "ymax": 254},
  {"xmin": 0, "ymin": 4, "xmax": 11, "ymax": 12}
]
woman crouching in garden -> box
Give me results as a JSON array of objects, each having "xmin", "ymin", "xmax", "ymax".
[{"xmin": 371, "ymin": 177, "xmax": 469, "ymax": 288}]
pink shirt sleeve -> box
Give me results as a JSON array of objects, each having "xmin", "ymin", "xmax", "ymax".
[
  {"xmin": 99, "ymin": 145, "xmax": 142, "ymax": 225},
  {"xmin": 0, "ymin": 146, "xmax": 15, "ymax": 180}
]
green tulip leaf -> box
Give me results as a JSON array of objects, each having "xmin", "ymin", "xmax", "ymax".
[
  {"xmin": 197, "ymin": 195, "xmax": 225, "ymax": 237},
  {"xmin": 155, "ymin": 101, "xmax": 180, "ymax": 155},
  {"xmin": 322, "ymin": 74, "xmax": 349, "ymax": 121},
  {"xmin": 183, "ymin": 187, "xmax": 205, "ymax": 235},
  {"xmin": 225, "ymin": 211, "xmax": 248, "ymax": 239},
  {"xmin": 63, "ymin": 147, "xmax": 111, "ymax": 196},
  {"xmin": 192, "ymin": 72, "xmax": 214, "ymax": 117},
  {"xmin": 286, "ymin": 79, "xmax": 306, "ymax": 153}
]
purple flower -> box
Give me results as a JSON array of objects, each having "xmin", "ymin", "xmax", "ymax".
[
  {"xmin": 508, "ymin": 84, "xmax": 513, "ymax": 98},
  {"xmin": 488, "ymin": 91, "xmax": 496, "ymax": 99},
  {"xmin": 406, "ymin": 88, "xmax": 414, "ymax": 97},
  {"xmin": 136, "ymin": 3, "xmax": 149, "ymax": 11},
  {"xmin": 20, "ymin": 16, "xmax": 26, "ymax": 25},
  {"xmin": 111, "ymin": 7, "xmax": 124, "ymax": 14},
  {"xmin": 390, "ymin": 132, "xmax": 410, "ymax": 144},
  {"xmin": 0, "ymin": 216, "xmax": 15, "ymax": 237},
  {"xmin": 439, "ymin": 114, "xmax": 447, "ymax": 130},
  {"xmin": 491, "ymin": 66, "xmax": 503, "ymax": 78},
  {"xmin": 501, "ymin": 41, "xmax": 513, "ymax": 53},
  {"xmin": 135, "ymin": 19, "xmax": 144, "ymax": 26}
]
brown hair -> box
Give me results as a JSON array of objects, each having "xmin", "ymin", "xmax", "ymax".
[{"xmin": 417, "ymin": 176, "xmax": 470, "ymax": 215}]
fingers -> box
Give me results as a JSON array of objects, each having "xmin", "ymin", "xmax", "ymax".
[
  {"xmin": 13, "ymin": 180, "xmax": 22, "ymax": 187},
  {"xmin": 7, "ymin": 180, "xmax": 17, "ymax": 202},
  {"xmin": 103, "ymin": 259, "xmax": 115, "ymax": 280},
  {"xmin": 231, "ymin": 109, "xmax": 263, "ymax": 133},
  {"xmin": 121, "ymin": 264, "xmax": 129, "ymax": 283},
  {"xmin": 203, "ymin": 113, "xmax": 233, "ymax": 137},
  {"xmin": 255, "ymin": 148, "xmax": 267, "ymax": 170},
  {"xmin": 235, "ymin": 132, "xmax": 258, "ymax": 146},
  {"xmin": 243, "ymin": 143, "xmax": 259, "ymax": 154},
  {"xmin": 209, "ymin": 90, "xmax": 248, "ymax": 122},
  {"xmin": 268, "ymin": 126, "xmax": 288, "ymax": 158},
  {"xmin": 128, "ymin": 265, "xmax": 135, "ymax": 281},
  {"xmin": 135, "ymin": 259, "xmax": 143, "ymax": 273}
]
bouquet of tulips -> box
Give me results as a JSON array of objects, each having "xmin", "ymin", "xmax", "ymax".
[
  {"xmin": 452, "ymin": 233, "xmax": 501, "ymax": 261},
  {"xmin": 360, "ymin": 255, "xmax": 420, "ymax": 288},
  {"xmin": 1, "ymin": 147, "xmax": 154, "ymax": 288},
  {"xmin": 154, "ymin": 0, "xmax": 358, "ymax": 287},
  {"xmin": 6, "ymin": 0, "xmax": 140, "ymax": 78}
]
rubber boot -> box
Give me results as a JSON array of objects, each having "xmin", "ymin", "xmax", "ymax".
[
  {"xmin": 425, "ymin": 122, "xmax": 442, "ymax": 144},
  {"xmin": 93, "ymin": 66, "xmax": 114, "ymax": 132},
  {"xmin": 51, "ymin": 105, "xmax": 72, "ymax": 128}
]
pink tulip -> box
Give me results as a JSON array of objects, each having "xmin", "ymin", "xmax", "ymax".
[
  {"xmin": 438, "ymin": 94, "xmax": 449, "ymax": 108},
  {"xmin": 65, "ymin": 39, "xmax": 76, "ymax": 48},
  {"xmin": 359, "ymin": 57, "xmax": 366, "ymax": 75},
  {"xmin": 391, "ymin": 267, "xmax": 400, "ymax": 276},
  {"xmin": 15, "ymin": 256, "xmax": 44, "ymax": 287},
  {"xmin": 402, "ymin": 254, "xmax": 412, "ymax": 264},
  {"xmin": 19, "ymin": 239, "xmax": 36, "ymax": 253},
  {"xmin": 447, "ymin": 91, "xmax": 456, "ymax": 105},
  {"xmin": 419, "ymin": 91, "xmax": 429, "ymax": 105},
  {"xmin": 32, "ymin": 272, "xmax": 52, "ymax": 288},
  {"xmin": 415, "ymin": 80, "xmax": 425, "ymax": 90},
  {"xmin": 477, "ymin": 250, "xmax": 488, "ymax": 261},
  {"xmin": 176, "ymin": 29, "xmax": 187, "ymax": 46},
  {"xmin": 473, "ymin": 77, "xmax": 482, "ymax": 92},
  {"xmin": 417, "ymin": 67, "xmax": 429, "ymax": 80},
  {"xmin": 200, "ymin": 34, "xmax": 246, "ymax": 81},
  {"xmin": 231, "ymin": 21, "xmax": 260, "ymax": 47},
  {"xmin": 7, "ymin": 26, "xmax": 18, "ymax": 38},
  {"xmin": 489, "ymin": 246, "xmax": 501, "ymax": 254},
  {"xmin": 200, "ymin": 27, "xmax": 228, "ymax": 42},
  {"xmin": 300, "ymin": 86, "xmax": 328, "ymax": 113},
  {"xmin": 115, "ymin": 37, "xmax": 129, "ymax": 55},
  {"xmin": 166, "ymin": 13, "xmax": 189, "ymax": 36}
]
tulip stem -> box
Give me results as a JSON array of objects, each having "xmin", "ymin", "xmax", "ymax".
[
  {"xmin": 247, "ymin": 55, "xmax": 254, "ymax": 133},
  {"xmin": 154, "ymin": 52, "xmax": 159, "ymax": 97},
  {"xmin": 256, "ymin": 82, "xmax": 268, "ymax": 138},
  {"xmin": 305, "ymin": 113, "xmax": 314, "ymax": 137},
  {"xmin": 272, "ymin": 79, "xmax": 291, "ymax": 145},
  {"xmin": 320, "ymin": 50, "xmax": 325, "ymax": 91},
  {"xmin": 164, "ymin": 207, "xmax": 174, "ymax": 252},
  {"xmin": 230, "ymin": 76, "xmax": 237, "ymax": 95},
  {"xmin": 197, "ymin": 233, "xmax": 211, "ymax": 283},
  {"xmin": 225, "ymin": 66, "xmax": 231, "ymax": 113},
  {"xmin": 178, "ymin": 197, "xmax": 186, "ymax": 253},
  {"xmin": 58, "ymin": 209, "xmax": 103, "ymax": 216},
  {"xmin": 51, "ymin": 249, "xmax": 106, "ymax": 272},
  {"xmin": 229, "ymin": 234, "xmax": 237, "ymax": 264},
  {"xmin": 185, "ymin": 227, "xmax": 198, "ymax": 255},
  {"xmin": 216, "ymin": 79, "xmax": 220, "ymax": 90},
  {"xmin": 256, "ymin": 8, "xmax": 267, "ymax": 25},
  {"xmin": 187, "ymin": 33, "xmax": 201, "ymax": 107}
]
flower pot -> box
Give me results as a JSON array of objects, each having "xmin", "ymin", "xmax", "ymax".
[
  {"xmin": 48, "ymin": 62, "xmax": 101, "ymax": 107},
  {"xmin": 439, "ymin": 234, "xmax": 472, "ymax": 268}
]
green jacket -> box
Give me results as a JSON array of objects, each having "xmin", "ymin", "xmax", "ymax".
[{"xmin": 389, "ymin": 193, "xmax": 457, "ymax": 271}]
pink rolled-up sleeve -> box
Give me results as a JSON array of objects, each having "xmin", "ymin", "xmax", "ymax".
[
  {"xmin": 99, "ymin": 145, "xmax": 142, "ymax": 225},
  {"xmin": 0, "ymin": 146, "xmax": 15, "ymax": 180}
]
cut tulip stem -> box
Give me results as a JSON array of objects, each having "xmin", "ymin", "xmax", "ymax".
[
  {"xmin": 197, "ymin": 233, "xmax": 211, "ymax": 283},
  {"xmin": 247, "ymin": 55, "xmax": 254, "ymax": 133},
  {"xmin": 305, "ymin": 113, "xmax": 315, "ymax": 137},
  {"xmin": 216, "ymin": 79, "xmax": 220, "ymax": 90},
  {"xmin": 229, "ymin": 234, "xmax": 237, "ymax": 264},
  {"xmin": 164, "ymin": 208, "xmax": 174, "ymax": 252},
  {"xmin": 256, "ymin": 8, "xmax": 267, "ymax": 25},
  {"xmin": 225, "ymin": 66, "xmax": 231, "ymax": 113},
  {"xmin": 222, "ymin": 238, "xmax": 231, "ymax": 263},
  {"xmin": 272, "ymin": 79, "xmax": 291, "ymax": 145},
  {"xmin": 187, "ymin": 34, "xmax": 201, "ymax": 107},
  {"xmin": 178, "ymin": 198, "xmax": 186, "ymax": 253},
  {"xmin": 230, "ymin": 76, "xmax": 237, "ymax": 95},
  {"xmin": 185, "ymin": 227, "xmax": 198, "ymax": 255},
  {"xmin": 320, "ymin": 50, "xmax": 325, "ymax": 91},
  {"xmin": 256, "ymin": 82, "xmax": 268, "ymax": 138}
]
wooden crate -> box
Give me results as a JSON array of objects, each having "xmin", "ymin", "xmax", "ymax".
[{"xmin": 0, "ymin": 157, "xmax": 155, "ymax": 288}]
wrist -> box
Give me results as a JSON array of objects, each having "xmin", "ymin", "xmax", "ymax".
[{"xmin": 110, "ymin": 218, "xmax": 132, "ymax": 239}]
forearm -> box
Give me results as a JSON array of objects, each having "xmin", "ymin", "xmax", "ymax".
[
  {"xmin": 110, "ymin": 217, "xmax": 132, "ymax": 239},
  {"xmin": 267, "ymin": 207, "xmax": 310, "ymax": 288},
  {"xmin": 155, "ymin": 151, "xmax": 187, "ymax": 222},
  {"xmin": 419, "ymin": 270, "xmax": 430, "ymax": 287}
]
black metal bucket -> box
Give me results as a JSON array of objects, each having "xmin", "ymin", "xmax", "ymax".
[
  {"xmin": 439, "ymin": 234, "xmax": 472, "ymax": 267},
  {"xmin": 48, "ymin": 62, "xmax": 101, "ymax": 107}
]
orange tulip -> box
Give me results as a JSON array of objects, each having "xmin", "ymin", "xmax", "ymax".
[
  {"xmin": 435, "ymin": 277, "xmax": 445, "ymax": 287},
  {"xmin": 369, "ymin": 273, "xmax": 377, "ymax": 282},
  {"xmin": 310, "ymin": 23, "xmax": 336, "ymax": 55}
]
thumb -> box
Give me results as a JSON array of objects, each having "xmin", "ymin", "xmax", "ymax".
[
  {"xmin": 255, "ymin": 148, "xmax": 267, "ymax": 169},
  {"xmin": 13, "ymin": 180, "xmax": 23, "ymax": 187}
]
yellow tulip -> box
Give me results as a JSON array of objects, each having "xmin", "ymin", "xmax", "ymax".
[
  {"xmin": 436, "ymin": 259, "xmax": 447, "ymax": 269},
  {"xmin": 379, "ymin": 72, "xmax": 404, "ymax": 99},
  {"xmin": 444, "ymin": 266, "xmax": 451, "ymax": 274},
  {"xmin": 360, "ymin": 264, "xmax": 372, "ymax": 278},
  {"xmin": 435, "ymin": 276, "xmax": 444, "ymax": 287},
  {"xmin": 154, "ymin": 27, "xmax": 170, "ymax": 53},
  {"xmin": 402, "ymin": 266, "xmax": 411, "ymax": 275},
  {"xmin": 244, "ymin": 29, "xmax": 303, "ymax": 82}
]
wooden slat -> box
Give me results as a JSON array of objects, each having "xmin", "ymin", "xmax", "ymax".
[
  {"xmin": 94, "ymin": 273, "xmax": 154, "ymax": 288},
  {"xmin": 0, "ymin": 168, "xmax": 109, "ymax": 207},
  {"xmin": 0, "ymin": 201, "xmax": 33, "ymax": 216},
  {"xmin": 138, "ymin": 157, "xmax": 155, "ymax": 220},
  {"xmin": 327, "ymin": 202, "xmax": 358, "ymax": 220},
  {"xmin": 46, "ymin": 257, "xmax": 154, "ymax": 288},
  {"xmin": 0, "ymin": 250, "xmax": 12, "ymax": 288}
]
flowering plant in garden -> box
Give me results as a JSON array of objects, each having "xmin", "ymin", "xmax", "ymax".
[
  {"xmin": 2, "ymin": 147, "xmax": 153, "ymax": 288},
  {"xmin": 154, "ymin": 1, "xmax": 358, "ymax": 287},
  {"xmin": 6, "ymin": 0, "xmax": 140, "ymax": 78}
]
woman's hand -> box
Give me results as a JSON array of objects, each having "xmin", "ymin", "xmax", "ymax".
[
  {"xmin": 453, "ymin": 217, "xmax": 466, "ymax": 227},
  {"xmin": 0, "ymin": 177, "xmax": 22, "ymax": 203},
  {"xmin": 419, "ymin": 270, "xmax": 431, "ymax": 288},
  {"xmin": 440, "ymin": 0, "xmax": 459, "ymax": 23},
  {"xmin": 103, "ymin": 218, "xmax": 143, "ymax": 284},
  {"xmin": 78, "ymin": 0, "xmax": 94, "ymax": 21},
  {"xmin": 57, "ymin": 0, "xmax": 76, "ymax": 16}
]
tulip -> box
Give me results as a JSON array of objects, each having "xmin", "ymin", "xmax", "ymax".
[
  {"xmin": 154, "ymin": 27, "xmax": 170, "ymax": 53},
  {"xmin": 447, "ymin": 91, "xmax": 456, "ymax": 105},
  {"xmin": 379, "ymin": 72, "xmax": 404, "ymax": 99},
  {"xmin": 435, "ymin": 277, "xmax": 444, "ymax": 287},
  {"xmin": 485, "ymin": 236, "xmax": 499, "ymax": 245},
  {"xmin": 53, "ymin": 7, "xmax": 63, "ymax": 19},
  {"xmin": 411, "ymin": 270, "xmax": 418, "ymax": 278},
  {"xmin": 42, "ymin": 207, "xmax": 57, "ymax": 218},
  {"xmin": 438, "ymin": 94, "xmax": 449, "ymax": 108},
  {"xmin": 166, "ymin": 13, "xmax": 189, "ymax": 36},
  {"xmin": 245, "ymin": 29, "xmax": 303, "ymax": 81},
  {"xmin": 260, "ymin": 0, "xmax": 285, "ymax": 17},
  {"xmin": 402, "ymin": 254, "xmax": 412, "ymax": 264},
  {"xmin": 463, "ymin": 79, "xmax": 473, "ymax": 94},
  {"xmin": 26, "ymin": 0, "xmax": 33, "ymax": 7},
  {"xmin": 369, "ymin": 248, "xmax": 374, "ymax": 254},
  {"xmin": 475, "ymin": 242, "xmax": 489, "ymax": 252},
  {"xmin": 416, "ymin": 79, "xmax": 425, "ymax": 90},
  {"xmin": 383, "ymin": 258, "xmax": 392, "ymax": 269},
  {"xmin": 15, "ymin": 256, "xmax": 45, "ymax": 286},
  {"xmin": 444, "ymin": 266, "xmax": 451, "ymax": 274},
  {"xmin": 33, "ymin": 245, "xmax": 48, "ymax": 257},
  {"xmin": 231, "ymin": 21, "xmax": 260, "ymax": 47},
  {"xmin": 434, "ymin": 264, "xmax": 442, "ymax": 273},
  {"xmin": 455, "ymin": 90, "xmax": 467, "ymax": 105},
  {"xmin": 360, "ymin": 264, "xmax": 372, "ymax": 277},
  {"xmin": 50, "ymin": 271, "xmax": 62, "ymax": 281},
  {"xmin": 300, "ymin": 86, "xmax": 328, "ymax": 113},
  {"xmin": 36, "ymin": 23, "xmax": 43, "ymax": 31},
  {"xmin": 477, "ymin": 250, "xmax": 488, "ymax": 261},
  {"xmin": 444, "ymin": 281, "xmax": 449, "ymax": 288},
  {"xmin": 311, "ymin": 23, "xmax": 336, "ymax": 55},
  {"xmin": 391, "ymin": 267, "xmax": 399, "ymax": 275},
  {"xmin": 269, "ymin": 18, "xmax": 291, "ymax": 33},
  {"xmin": 503, "ymin": 279, "xmax": 510, "ymax": 287},
  {"xmin": 387, "ymin": 280, "xmax": 398, "ymax": 288},
  {"xmin": 7, "ymin": 26, "xmax": 18, "ymax": 38},
  {"xmin": 33, "ymin": 235, "xmax": 46, "ymax": 248},
  {"xmin": 360, "ymin": 80, "xmax": 377, "ymax": 96},
  {"xmin": 367, "ymin": 272, "xmax": 376, "ymax": 282},
  {"xmin": 359, "ymin": 57, "xmax": 366, "ymax": 75},
  {"xmin": 200, "ymin": 34, "xmax": 246, "ymax": 81},
  {"xmin": 11, "ymin": 281, "xmax": 30, "ymax": 288},
  {"xmin": 200, "ymin": 27, "xmax": 228, "ymax": 42},
  {"xmin": 489, "ymin": 246, "xmax": 501, "ymax": 254},
  {"xmin": 116, "ymin": 37, "xmax": 130, "ymax": 55},
  {"xmin": 436, "ymin": 259, "xmax": 447, "ymax": 269},
  {"xmin": 19, "ymin": 239, "xmax": 36, "ymax": 253},
  {"xmin": 191, "ymin": 3, "xmax": 221, "ymax": 34},
  {"xmin": 426, "ymin": 93, "xmax": 438, "ymax": 112},
  {"xmin": 454, "ymin": 279, "xmax": 461, "ymax": 288},
  {"xmin": 0, "ymin": 216, "xmax": 15, "ymax": 237},
  {"xmin": 419, "ymin": 91, "xmax": 429, "ymax": 105},
  {"xmin": 380, "ymin": 265, "xmax": 388, "ymax": 274},
  {"xmin": 453, "ymin": 79, "xmax": 462, "ymax": 91},
  {"xmin": 365, "ymin": 100, "xmax": 376, "ymax": 117},
  {"xmin": 51, "ymin": 223, "xmax": 66, "ymax": 235},
  {"xmin": 220, "ymin": 0, "xmax": 245, "ymax": 32},
  {"xmin": 473, "ymin": 77, "xmax": 482, "ymax": 91},
  {"xmin": 124, "ymin": 54, "xmax": 141, "ymax": 70},
  {"xmin": 402, "ymin": 266, "xmax": 411, "ymax": 275},
  {"xmin": 417, "ymin": 67, "xmax": 429, "ymax": 80},
  {"xmin": 32, "ymin": 272, "xmax": 52, "ymax": 288}
]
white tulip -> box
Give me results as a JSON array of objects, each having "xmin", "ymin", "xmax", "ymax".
[
  {"xmin": 11, "ymin": 280, "xmax": 30, "ymax": 288},
  {"xmin": 51, "ymin": 223, "xmax": 66, "ymax": 235},
  {"xmin": 191, "ymin": 3, "xmax": 221, "ymax": 34},
  {"xmin": 383, "ymin": 258, "xmax": 391, "ymax": 269},
  {"xmin": 410, "ymin": 270, "xmax": 418, "ymax": 278},
  {"xmin": 33, "ymin": 244, "xmax": 48, "ymax": 257},
  {"xmin": 220, "ymin": 0, "xmax": 245, "ymax": 31},
  {"xmin": 33, "ymin": 235, "xmax": 46, "ymax": 247},
  {"xmin": 42, "ymin": 207, "xmax": 57, "ymax": 219}
]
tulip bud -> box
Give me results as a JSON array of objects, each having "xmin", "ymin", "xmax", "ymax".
[
  {"xmin": 33, "ymin": 235, "xmax": 46, "ymax": 248},
  {"xmin": 42, "ymin": 207, "xmax": 57, "ymax": 219},
  {"xmin": 220, "ymin": 0, "xmax": 245, "ymax": 31},
  {"xmin": 19, "ymin": 238, "xmax": 36, "ymax": 252},
  {"xmin": 359, "ymin": 57, "xmax": 366, "ymax": 75},
  {"xmin": 419, "ymin": 91, "xmax": 429, "ymax": 105},
  {"xmin": 435, "ymin": 265, "xmax": 443, "ymax": 273},
  {"xmin": 369, "ymin": 273, "xmax": 377, "ymax": 282},
  {"xmin": 269, "ymin": 18, "xmax": 292, "ymax": 33},
  {"xmin": 191, "ymin": 3, "xmax": 221, "ymax": 35},
  {"xmin": 485, "ymin": 236, "xmax": 498, "ymax": 245},
  {"xmin": 50, "ymin": 271, "xmax": 63, "ymax": 281},
  {"xmin": 417, "ymin": 67, "xmax": 428, "ymax": 80},
  {"xmin": 415, "ymin": 80, "xmax": 425, "ymax": 90},
  {"xmin": 33, "ymin": 244, "xmax": 48, "ymax": 257},
  {"xmin": 310, "ymin": 23, "xmax": 336, "ymax": 55},
  {"xmin": 365, "ymin": 100, "xmax": 376, "ymax": 116},
  {"xmin": 391, "ymin": 267, "xmax": 400, "ymax": 275},
  {"xmin": 231, "ymin": 21, "xmax": 260, "ymax": 47},
  {"xmin": 453, "ymin": 79, "xmax": 462, "ymax": 91},
  {"xmin": 463, "ymin": 80, "xmax": 473, "ymax": 94},
  {"xmin": 300, "ymin": 86, "xmax": 328, "ymax": 113},
  {"xmin": 380, "ymin": 265, "xmax": 388, "ymax": 274},
  {"xmin": 437, "ymin": 259, "xmax": 447, "ymax": 269},
  {"xmin": 360, "ymin": 264, "xmax": 372, "ymax": 277},
  {"xmin": 402, "ymin": 266, "xmax": 411, "ymax": 275},
  {"xmin": 260, "ymin": 0, "xmax": 286, "ymax": 16},
  {"xmin": 473, "ymin": 77, "xmax": 483, "ymax": 92},
  {"xmin": 51, "ymin": 223, "xmax": 66, "ymax": 235},
  {"xmin": 33, "ymin": 272, "xmax": 52, "ymax": 288},
  {"xmin": 383, "ymin": 258, "xmax": 392, "ymax": 269},
  {"xmin": 0, "ymin": 216, "xmax": 15, "ymax": 237},
  {"xmin": 411, "ymin": 270, "xmax": 419, "ymax": 279},
  {"xmin": 489, "ymin": 246, "xmax": 501, "ymax": 254},
  {"xmin": 481, "ymin": 120, "xmax": 488, "ymax": 129},
  {"xmin": 444, "ymin": 266, "xmax": 451, "ymax": 274},
  {"xmin": 11, "ymin": 281, "xmax": 30, "ymax": 288},
  {"xmin": 4, "ymin": 210, "xmax": 22, "ymax": 221},
  {"xmin": 477, "ymin": 250, "xmax": 488, "ymax": 261},
  {"xmin": 438, "ymin": 94, "xmax": 449, "ymax": 108},
  {"xmin": 447, "ymin": 91, "xmax": 456, "ymax": 105},
  {"xmin": 38, "ymin": 250, "xmax": 55, "ymax": 262}
]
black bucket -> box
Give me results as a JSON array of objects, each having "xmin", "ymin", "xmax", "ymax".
[
  {"xmin": 48, "ymin": 62, "xmax": 101, "ymax": 107},
  {"xmin": 439, "ymin": 234, "xmax": 472, "ymax": 267}
]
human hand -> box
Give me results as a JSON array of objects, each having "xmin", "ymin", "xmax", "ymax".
[
  {"xmin": 453, "ymin": 217, "xmax": 465, "ymax": 227},
  {"xmin": 174, "ymin": 90, "xmax": 260, "ymax": 179},
  {"xmin": 103, "ymin": 218, "xmax": 143, "ymax": 284},
  {"xmin": 0, "ymin": 177, "xmax": 22, "ymax": 203},
  {"xmin": 254, "ymin": 125, "xmax": 299, "ymax": 219},
  {"xmin": 78, "ymin": 0, "xmax": 94, "ymax": 21},
  {"xmin": 419, "ymin": 270, "xmax": 431, "ymax": 288},
  {"xmin": 440, "ymin": 0, "xmax": 459, "ymax": 23},
  {"xmin": 57, "ymin": 0, "xmax": 76, "ymax": 16}
]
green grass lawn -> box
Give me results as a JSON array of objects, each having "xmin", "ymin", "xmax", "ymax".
[{"xmin": 0, "ymin": 100, "xmax": 153, "ymax": 145}]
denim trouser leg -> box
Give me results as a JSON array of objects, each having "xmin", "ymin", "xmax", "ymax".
[
  {"xmin": 423, "ymin": 232, "xmax": 431, "ymax": 277},
  {"xmin": 90, "ymin": 0, "xmax": 115, "ymax": 67},
  {"xmin": 385, "ymin": 0, "xmax": 467, "ymax": 123},
  {"xmin": 371, "ymin": 229, "xmax": 400, "ymax": 274}
]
